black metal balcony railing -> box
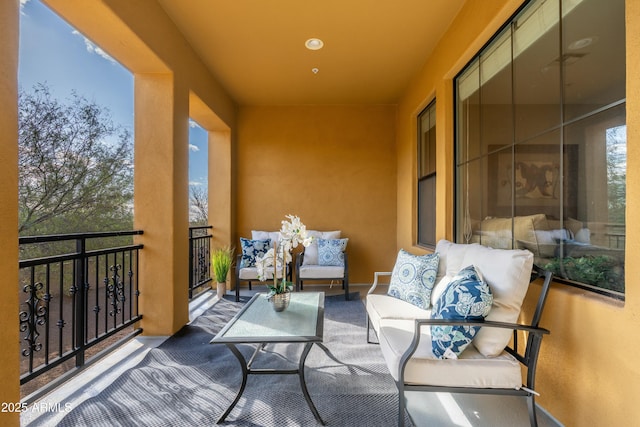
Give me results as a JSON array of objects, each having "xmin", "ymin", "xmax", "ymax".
[
  {"xmin": 189, "ymin": 225, "xmax": 213, "ymax": 299},
  {"xmin": 18, "ymin": 231, "xmax": 144, "ymax": 391}
]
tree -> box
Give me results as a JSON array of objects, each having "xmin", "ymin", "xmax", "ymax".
[
  {"xmin": 18, "ymin": 83, "xmax": 134, "ymax": 236},
  {"xmin": 606, "ymin": 126, "xmax": 626, "ymax": 223},
  {"xmin": 189, "ymin": 185, "xmax": 209, "ymax": 226}
]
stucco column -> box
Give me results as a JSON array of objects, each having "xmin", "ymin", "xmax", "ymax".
[
  {"xmin": 0, "ymin": 1, "xmax": 21, "ymax": 425},
  {"xmin": 134, "ymin": 74, "xmax": 190, "ymax": 335},
  {"xmin": 208, "ymin": 130, "xmax": 233, "ymax": 246}
]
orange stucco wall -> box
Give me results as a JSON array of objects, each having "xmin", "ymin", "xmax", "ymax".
[
  {"xmin": 0, "ymin": 2, "xmax": 21, "ymax": 425},
  {"xmin": 236, "ymin": 105, "xmax": 398, "ymax": 284},
  {"xmin": 396, "ymin": 0, "xmax": 640, "ymax": 425}
]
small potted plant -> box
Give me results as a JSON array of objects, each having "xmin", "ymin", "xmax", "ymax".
[{"xmin": 212, "ymin": 246, "xmax": 233, "ymax": 299}]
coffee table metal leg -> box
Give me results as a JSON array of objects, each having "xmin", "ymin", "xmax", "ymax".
[
  {"xmin": 299, "ymin": 343, "xmax": 325, "ymax": 425},
  {"xmin": 217, "ymin": 343, "xmax": 247, "ymax": 424},
  {"xmin": 217, "ymin": 342, "xmax": 325, "ymax": 425}
]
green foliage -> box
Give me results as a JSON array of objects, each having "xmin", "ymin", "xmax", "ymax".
[
  {"xmin": 544, "ymin": 255, "xmax": 624, "ymax": 293},
  {"xmin": 18, "ymin": 83, "xmax": 133, "ymax": 237},
  {"xmin": 212, "ymin": 246, "xmax": 233, "ymax": 283},
  {"xmin": 267, "ymin": 280, "xmax": 293, "ymax": 296}
]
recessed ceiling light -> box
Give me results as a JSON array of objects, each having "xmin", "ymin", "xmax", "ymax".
[
  {"xmin": 568, "ymin": 37, "xmax": 596, "ymax": 50},
  {"xmin": 305, "ymin": 38, "xmax": 324, "ymax": 50},
  {"xmin": 312, "ymin": 68, "xmax": 319, "ymax": 74}
]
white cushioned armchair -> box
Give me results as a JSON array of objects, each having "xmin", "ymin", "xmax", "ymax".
[
  {"xmin": 234, "ymin": 231, "xmax": 291, "ymax": 301},
  {"xmin": 295, "ymin": 230, "xmax": 350, "ymax": 300}
]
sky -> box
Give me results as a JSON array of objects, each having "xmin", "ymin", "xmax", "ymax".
[{"xmin": 18, "ymin": 0, "xmax": 209, "ymax": 189}]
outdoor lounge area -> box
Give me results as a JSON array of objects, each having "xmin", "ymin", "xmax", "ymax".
[
  {"xmin": 2, "ymin": 0, "xmax": 640, "ymax": 426},
  {"xmin": 21, "ymin": 283, "xmax": 561, "ymax": 427}
]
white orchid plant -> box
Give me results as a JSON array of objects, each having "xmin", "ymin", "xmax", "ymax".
[{"xmin": 256, "ymin": 214, "xmax": 313, "ymax": 296}]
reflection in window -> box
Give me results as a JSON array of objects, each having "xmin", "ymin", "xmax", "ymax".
[
  {"xmin": 454, "ymin": 0, "xmax": 626, "ymax": 297},
  {"xmin": 607, "ymin": 126, "xmax": 626, "ymax": 230}
]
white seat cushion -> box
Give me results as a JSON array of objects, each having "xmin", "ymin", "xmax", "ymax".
[
  {"xmin": 298, "ymin": 265, "xmax": 344, "ymax": 279},
  {"xmin": 366, "ymin": 294, "xmax": 430, "ymax": 335},
  {"xmin": 379, "ymin": 318, "xmax": 522, "ymax": 389},
  {"xmin": 238, "ymin": 266, "xmax": 285, "ymax": 280}
]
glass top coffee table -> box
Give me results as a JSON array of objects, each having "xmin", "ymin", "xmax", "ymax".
[{"xmin": 210, "ymin": 291, "xmax": 325, "ymax": 424}]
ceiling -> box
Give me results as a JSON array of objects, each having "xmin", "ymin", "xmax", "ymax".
[{"xmin": 157, "ymin": 0, "xmax": 465, "ymax": 105}]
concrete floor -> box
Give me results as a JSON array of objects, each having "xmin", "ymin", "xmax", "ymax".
[{"xmin": 405, "ymin": 390, "xmax": 561, "ymax": 427}]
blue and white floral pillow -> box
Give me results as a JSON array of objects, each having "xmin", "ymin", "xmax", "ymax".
[
  {"xmin": 239, "ymin": 238, "xmax": 271, "ymax": 268},
  {"xmin": 387, "ymin": 250, "xmax": 439, "ymax": 310},
  {"xmin": 318, "ymin": 238, "xmax": 348, "ymax": 266},
  {"xmin": 431, "ymin": 265, "xmax": 493, "ymax": 359}
]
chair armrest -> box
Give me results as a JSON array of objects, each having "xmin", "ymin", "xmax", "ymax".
[
  {"xmin": 398, "ymin": 318, "xmax": 550, "ymax": 387},
  {"xmin": 343, "ymin": 251, "xmax": 349, "ymax": 279},
  {"xmin": 296, "ymin": 250, "xmax": 304, "ymax": 269},
  {"xmin": 368, "ymin": 271, "xmax": 392, "ymax": 294},
  {"xmin": 286, "ymin": 260, "xmax": 293, "ymax": 281},
  {"xmin": 235, "ymin": 254, "xmax": 243, "ymax": 275},
  {"xmin": 413, "ymin": 318, "xmax": 549, "ymax": 336}
]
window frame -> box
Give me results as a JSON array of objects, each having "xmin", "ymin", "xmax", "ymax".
[
  {"xmin": 417, "ymin": 100, "xmax": 437, "ymax": 248},
  {"xmin": 453, "ymin": 0, "xmax": 626, "ymax": 300}
]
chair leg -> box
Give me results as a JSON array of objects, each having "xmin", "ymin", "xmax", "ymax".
[
  {"xmin": 397, "ymin": 382, "xmax": 406, "ymax": 427},
  {"xmin": 344, "ymin": 279, "xmax": 349, "ymax": 300},
  {"xmin": 527, "ymin": 395, "xmax": 539, "ymax": 427},
  {"xmin": 248, "ymin": 281, "xmax": 252, "ymax": 290}
]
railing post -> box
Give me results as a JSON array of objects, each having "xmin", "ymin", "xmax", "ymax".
[
  {"xmin": 188, "ymin": 225, "xmax": 213, "ymax": 300},
  {"xmin": 74, "ymin": 237, "xmax": 86, "ymax": 367},
  {"xmin": 188, "ymin": 227, "xmax": 194, "ymax": 299}
]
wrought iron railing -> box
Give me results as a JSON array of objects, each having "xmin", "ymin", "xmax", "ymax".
[
  {"xmin": 189, "ymin": 225, "xmax": 213, "ymax": 299},
  {"xmin": 18, "ymin": 231, "xmax": 143, "ymax": 389}
]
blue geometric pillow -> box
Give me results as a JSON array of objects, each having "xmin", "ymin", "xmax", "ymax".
[
  {"xmin": 239, "ymin": 238, "xmax": 271, "ymax": 268},
  {"xmin": 387, "ymin": 250, "xmax": 439, "ymax": 310},
  {"xmin": 318, "ymin": 238, "xmax": 348, "ymax": 266},
  {"xmin": 431, "ymin": 265, "xmax": 493, "ymax": 359}
]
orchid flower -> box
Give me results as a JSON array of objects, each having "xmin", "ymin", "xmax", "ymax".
[{"xmin": 256, "ymin": 215, "xmax": 314, "ymax": 295}]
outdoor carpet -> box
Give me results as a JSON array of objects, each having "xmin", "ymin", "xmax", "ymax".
[{"xmin": 50, "ymin": 292, "xmax": 414, "ymax": 426}]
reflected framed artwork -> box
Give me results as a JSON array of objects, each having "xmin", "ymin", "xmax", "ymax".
[{"xmin": 488, "ymin": 144, "xmax": 578, "ymax": 218}]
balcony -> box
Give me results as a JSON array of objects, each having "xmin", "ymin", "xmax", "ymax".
[{"xmin": 2, "ymin": 1, "xmax": 638, "ymax": 426}]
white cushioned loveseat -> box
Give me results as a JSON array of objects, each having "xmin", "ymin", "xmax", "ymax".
[{"xmin": 366, "ymin": 239, "xmax": 553, "ymax": 427}]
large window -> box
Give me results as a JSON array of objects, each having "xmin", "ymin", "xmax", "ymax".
[
  {"xmin": 455, "ymin": 0, "xmax": 626, "ymax": 297},
  {"xmin": 418, "ymin": 101, "xmax": 437, "ymax": 247}
]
